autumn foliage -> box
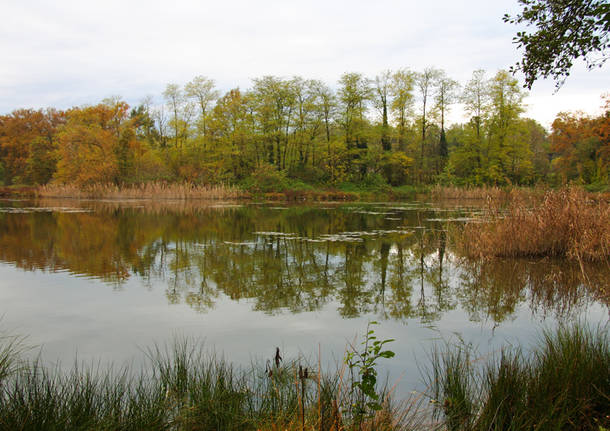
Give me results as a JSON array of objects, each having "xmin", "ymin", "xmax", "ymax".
[
  {"xmin": 55, "ymin": 104, "xmax": 125, "ymax": 185},
  {"xmin": 550, "ymin": 95, "xmax": 610, "ymax": 185},
  {"xmin": 0, "ymin": 108, "xmax": 64, "ymax": 185},
  {"xmin": 0, "ymin": 74, "xmax": 608, "ymax": 192}
]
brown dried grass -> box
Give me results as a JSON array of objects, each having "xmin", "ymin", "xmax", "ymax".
[
  {"xmin": 429, "ymin": 185, "xmax": 546, "ymax": 202},
  {"xmin": 460, "ymin": 188, "xmax": 610, "ymax": 263},
  {"xmin": 37, "ymin": 182, "xmax": 248, "ymax": 200},
  {"xmin": 263, "ymin": 190, "xmax": 358, "ymax": 201},
  {"xmin": 0, "ymin": 186, "xmax": 37, "ymax": 197}
]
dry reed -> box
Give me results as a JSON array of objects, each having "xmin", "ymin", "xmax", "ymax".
[
  {"xmin": 37, "ymin": 182, "xmax": 248, "ymax": 200},
  {"xmin": 430, "ymin": 185, "xmax": 508, "ymax": 200},
  {"xmin": 263, "ymin": 190, "xmax": 358, "ymax": 201},
  {"xmin": 460, "ymin": 188, "xmax": 610, "ymax": 263},
  {"xmin": 429, "ymin": 185, "xmax": 546, "ymax": 202},
  {"xmin": 0, "ymin": 186, "xmax": 37, "ymax": 197},
  {"xmin": 34, "ymin": 197, "xmax": 243, "ymax": 216}
]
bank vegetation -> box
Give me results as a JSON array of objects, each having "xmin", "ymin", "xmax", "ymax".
[
  {"xmin": 0, "ymin": 324, "xmax": 607, "ymax": 430},
  {"xmin": 1, "ymin": 71, "xmax": 608, "ymax": 198},
  {"xmin": 460, "ymin": 188, "xmax": 610, "ymax": 263}
]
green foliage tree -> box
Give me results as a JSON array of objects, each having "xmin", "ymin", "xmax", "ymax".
[
  {"xmin": 445, "ymin": 70, "xmax": 536, "ymax": 185},
  {"xmin": 504, "ymin": 0, "xmax": 610, "ymax": 89},
  {"xmin": 338, "ymin": 72, "xmax": 372, "ymax": 179},
  {"xmin": 163, "ymin": 84, "xmax": 194, "ymax": 151},
  {"xmin": 208, "ymin": 88, "xmax": 254, "ymax": 181},
  {"xmin": 435, "ymin": 72, "xmax": 460, "ymax": 171},
  {"xmin": 251, "ymin": 76, "xmax": 297, "ymax": 170},
  {"xmin": 308, "ymin": 79, "xmax": 336, "ymax": 156},
  {"xmin": 461, "ymin": 69, "xmax": 489, "ymax": 141},
  {"xmin": 390, "ymin": 69, "xmax": 415, "ymax": 153},
  {"xmin": 415, "ymin": 67, "xmax": 443, "ymax": 182},
  {"xmin": 131, "ymin": 100, "xmax": 162, "ymax": 148},
  {"xmin": 486, "ymin": 70, "xmax": 527, "ymax": 183},
  {"xmin": 374, "ymin": 70, "xmax": 393, "ymax": 152},
  {"xmin": 184, "ymin": 76, "xmax": 219, "ymax": 138}
]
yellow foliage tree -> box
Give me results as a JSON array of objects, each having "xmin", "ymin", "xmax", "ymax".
[{"xmin": 55, "ymin": 103, "xmax": 132, "ymax": 186}]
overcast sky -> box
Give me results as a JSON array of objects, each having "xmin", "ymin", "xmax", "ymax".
[{"xmin": 1, "ymin": 0, "xmax": 608, "ymax": 128}]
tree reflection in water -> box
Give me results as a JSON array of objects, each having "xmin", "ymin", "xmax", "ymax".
[{"xmin": 0, "ymin": 200, "xmax": 606, "ymax": 324}]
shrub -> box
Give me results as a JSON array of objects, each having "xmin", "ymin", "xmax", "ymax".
[{"xmin": 241, "ymin": 164, "xmax": 290, "ymax": 194}]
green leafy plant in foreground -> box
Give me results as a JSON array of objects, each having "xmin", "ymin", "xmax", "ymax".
[{"xmin": 345, "ymin": 321, "xmax": 395, "ymax": 427}]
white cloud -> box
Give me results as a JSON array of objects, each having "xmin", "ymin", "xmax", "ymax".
[{"xmin": 1, "ymin": 0, "xmax": 607, "ymax": 128}]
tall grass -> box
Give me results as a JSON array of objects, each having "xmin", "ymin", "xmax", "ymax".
[
  {"xmin": 0, "ymin": 186, "xmax": 37, "ymax": 198},
  {"xmin": 426, "ymin": 342, "xmax": 476, "ymax": 431},
  {"xmin": 263, "ymin": 189, "xmax": 358, "ymax": 201},
  {"xmin": 427, "ymin": 323, "xmax": 610, "ymax": 431},
  {"xmin": 2, "ymin": 325, "xmax": 606, "ymax": 430},
  {"xmin": 37, "ymin": 183, "xmax": 362, "ymax": 202},
  {"xmin": 0, "ymin": 338, "xmax": 427, "ymax": 431},
  {"xmin": 461, "ymin": 188, "xmax": 610, "ymax": 262},
  {"xmin": 430, "ymin": 185, "xmax": 505, "ymax": 200},
  {"xmin": 0, "ymin": 330, "xmax": 25, "ymax": 383},
  {"xmin": 429, "ymin": 185, "xmax": 544, "ymax": 201},
  {"xmin": 37, "ymin": 182, "xmax": 248, "ymax": 200}
]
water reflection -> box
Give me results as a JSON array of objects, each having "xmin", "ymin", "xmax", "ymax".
[{"xmin": 0, "ymin": 200, "xmax": 606, "ymax": 325}]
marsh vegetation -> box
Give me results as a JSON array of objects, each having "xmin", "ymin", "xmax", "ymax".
[
  {"xmin": 0, "ymin": 324, "xmax": 607, "ymax": 430},
  {"xmin": 461, "ymin": 188, "xmax": 610, "ymax": 263}
]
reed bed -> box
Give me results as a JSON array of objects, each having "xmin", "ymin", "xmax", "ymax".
[
  {"xmin": 0, "ymin": 186, "xmax": 37, "ymax": 198},
  {"xmin": 460, "ymin": 188, "xmax": 610, "ymax": 263},
  {"xmin": 35, "ymin": 197, "xmax": 244, "ymax": 216},
  {"xmin": 37, "ymin": 182, "xmax": 248, "ymax": 200},
  {"xmin": 36, "ymin": 183, "xmax": 360, "ymax": 202},
  {"xmin": 429, "ymin": 185, "xmax": 510, "ymax": 201},
  {"xmin": 263, "ymin": 190, "xmax": 358, "ymax": 201},
  {"xmin": 427, "ymin": 323, "xmax": 610, "ymax": 431},
  {"xmin": 429, "ymin": 185, "xmax": 548, "ymax": 202}
]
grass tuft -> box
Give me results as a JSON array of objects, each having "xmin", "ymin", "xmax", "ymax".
[{"xmin": 427, "ymin": 323, "xmax": 610, "ymax": 431}]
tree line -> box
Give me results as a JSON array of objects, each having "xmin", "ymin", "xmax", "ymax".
[{"xmin": 0, "ymin": 69, "xmax": 608, "ymax": 189}]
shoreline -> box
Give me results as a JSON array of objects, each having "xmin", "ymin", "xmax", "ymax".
[{"xmin": 1, "ymin": 183, "xmax": 608, "ymax": 204}]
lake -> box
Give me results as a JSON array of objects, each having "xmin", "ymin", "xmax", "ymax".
[{"xmin": 0, "ymin": 198, "xmax": 607, "ymax": 394}]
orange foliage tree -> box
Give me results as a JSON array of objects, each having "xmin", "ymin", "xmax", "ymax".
[
  {"xmin": 0, "ymin": 108, "xmax": 64, "ymax": 185},
  {"xmin": 550, "ymin": 95, "xmax": 610, "ymax": 184}
]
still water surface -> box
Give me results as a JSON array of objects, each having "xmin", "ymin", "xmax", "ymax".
[{"xmin": 0, "ymin": 199, "xmax": 607, "ymax": 392}]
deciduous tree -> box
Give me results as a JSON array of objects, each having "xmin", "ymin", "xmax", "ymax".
[
  {"xmin": 374, "ymin": 70, "xmax": 392, "ymax": 151},
  {"xmin": 184, "ymin": 76, "xmax": 219, "ymax": 137},
  {"xmin": 338, "ymin": 72, "xmax": 372, "ymax": 178},
  {"xmin": 434, "ymin": 72, "xmax": 459, "ymax": 163},
  {"xmin": 504, "ymin": 0, "xmax": 610, "ymax": 89},
  {"xmin": 415, "ymin": 67, "xmax": 442, "ymax": 181},
  {"xmin": 390, "ymin": 69, "xmax": 415, "ymax": 152}
]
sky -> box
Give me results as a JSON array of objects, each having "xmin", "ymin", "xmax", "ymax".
[{"xmin": 1, "ymin": 0, "xmax": 608, "ymax": 129}]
